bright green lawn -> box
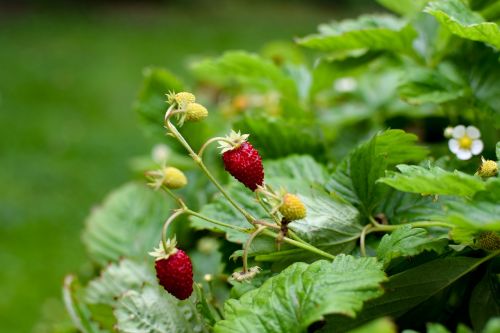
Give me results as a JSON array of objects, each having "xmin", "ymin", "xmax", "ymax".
[{"xmin": 0, "ymin": 2, "xmax": 352, "ymax": 332}]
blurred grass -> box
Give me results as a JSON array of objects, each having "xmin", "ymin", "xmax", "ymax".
[{"xmin": 0, "ymin": 2, "xmax": 344, "ymax": 332}]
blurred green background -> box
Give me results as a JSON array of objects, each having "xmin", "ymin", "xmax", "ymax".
[{"xmin": 0, "ymin": 1, "xmax": 380, "ymax": 332}]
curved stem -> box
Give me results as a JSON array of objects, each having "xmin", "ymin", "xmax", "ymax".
[
  {"xmin": 165, "ymin": 119, "xmax": 255, "ymax": 224},
  {"xmin": 197, "ymin": 137, "xmax": 233, "ymax": 158},
  {"xmin": 360, "ymin": 224, "xmax": 373, "ymax": 257},
  {"xmin": 186, "ymin": 210, "xmax": 249, "ymax": 233},
  {"xmin": 369, "ymin": 216, "xmax": 454, "ymax": 231},
  {"xmin": 254, "ymin": 220, "xmax": 280, "ymax": 230},
  {"xmin": 162, "ymin": 209, "xmax": 186, "ymax": 253},
  {"xmin": 243, "ymin": 226, "xmax": 266, "ymax": 273}
]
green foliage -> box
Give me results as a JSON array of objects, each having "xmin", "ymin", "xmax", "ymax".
[
  {"xmin": 377, "ymin": 225, "xmax": 448, "ymax": 268},
  {"xmin": 297, "ymin": 15, "xmax": 418, "ymax": 55},
  {"xmin": 60, "ymin": 1, "xmax": 500, "ymax": 332},
  {"xmin": 214, "ymin": 255, "xmax": 386, "ymax": 333},
  {"xmin": 82, "ymin": 183, "xmax": 171, "ymax": 267},
  {"xmin": 378, "ymin": 165, "xmax": 485, "ymax": 197},
  {"xmin": 425, "ymin": 0, "xmax": 500, "ymax": 49}
]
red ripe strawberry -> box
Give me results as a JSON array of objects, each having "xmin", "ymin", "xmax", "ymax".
[
  {"xmin": 149, "ymin": 240, "xmax": 193, "ymax": 300},
  {"xmin": 219, "ymin": 131, "xmax": 264, "ymax": 191}
]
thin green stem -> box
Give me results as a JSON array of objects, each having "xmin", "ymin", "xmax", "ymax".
[
  {"xmin": 197, "ymin": 137, "xmax": 233, "ymax": 158},
  {"xmin": 368, "ymin": 216, "xmax": 454, "ymax": 231},
  {"xmin": 243, "ymin": 226, "xmax": 266, "ymax": 273},
  {"xmin": 360, "ymin": 224, "xmax": 373, "ymax": 257},
  {"xmin": 162, "ymin": 209, "xmax": 186, "ymax": 253},
  {"xmin": 261, "ymin": 229, "xmax": 335, "ymax": 260},
  {"xmin": 160, "ymin": 185, "xmax": 187, "ymax": 209},
  {"xmin": 255, "ymin": 191, "xmax": 281, "ymax": 225},
  {"xmin": 164, "ymin": 118, "xmax": 255, "ymax": 224},
  {"xmin": 186, "ymin": 210, "xmax": 250, "ymax": 233}
]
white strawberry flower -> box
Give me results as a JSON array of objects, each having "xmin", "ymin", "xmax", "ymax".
[{"xmin": 448, "ymin": 125, "xmax": 483, "ymax": 160}]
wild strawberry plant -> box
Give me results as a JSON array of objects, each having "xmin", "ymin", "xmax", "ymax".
[{"xmin": 64, "ymin": 1, "xmax": 500, "ymax": 332}]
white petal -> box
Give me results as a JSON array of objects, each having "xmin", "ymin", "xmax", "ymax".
[
  {"xmin": 466, "ymin": 126, "xmax": 480, "ymax": 139},
  {"xmin": 452, "ymin": 125, "xmax": 466, "ymax": 139},
  {"xmin": 456, "ymin": 149, "xmax": 472, "ymax": 160},
  {"xmin": 448, "ymin": 139, "xmax": 460, "ymax": 153},
  {"xmin": 470, "ymin": 140, "xmax": 484, "ymax": 155}
]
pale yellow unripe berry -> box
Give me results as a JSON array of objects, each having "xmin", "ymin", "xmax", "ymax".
[
  {"xmin": 185, "ymin": 103, "xmax": 208, "ymax": 122},
  {"xmin": 174, "ymin": 92, "xmax": 196, "ymax": 108},
  {"xmin": 477, "ymin": 157, "xmax": 498, "ymax": 178},
  {"xmin": 279, "ymin": 193, "xmax": 307, "ymax": 221},
  {"xmin": 163, "ymin": 167, "xmax": 188, "ymax": 189}
]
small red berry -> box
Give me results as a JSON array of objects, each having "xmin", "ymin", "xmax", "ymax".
[
  {"xmin": 150, "ymin": 240, "xmax": 193, "ymax": 300},
  {"xmin": 219, "ymin": 131, "xmax": 264, "ymax": 191}
]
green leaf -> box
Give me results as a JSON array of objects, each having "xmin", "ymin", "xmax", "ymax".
[
  {"xmin": 442, "ymin": 200, "xmax": 500, "ymax": 231},
  {"xmin": 425, "ymin": 0, "xmax": 500, "ymax": 49},
  {"xmin": 298, "ymin": 15, "xmax": 418, "ymax": 54},
  {"xmin": 377, "ymin": 225, "xmax": 448, "ymax": 268},
  {"xmin": 82, "ymin": 183, "xmax": 172, "ymax": 267},
  {"xmin": 84, "ymin": 259, "xmax": 155, "ymax": 306},
  {"xmin": 324, "ymin": 255, "xmax": 497, "ymax": 331},
  {"xmin": 378, "ymin": 165, "xmax": 485, "ymax": 197},
  {"xmin": 234, "ymin": 116, "xmax": 326, "ymax": 159},
  {"xmin": 496, "ymin": 142, "xmax": 500, "ymax": 160},
  {"xmin": 469, "ymin": 268, "xmax": 500, "ymax": 331},
  {"xmin": 214, "ymin": 255, "xmax": 386, "ymax": 333},
  {"xmin": 398, "ymin": 64, "xmax": 468, "ymax": 105},
  {"xmin": 114, "ymin": 286, "xmax": 207, "ymax": 333},
  {"xmin": 328, "ymin": 130, "xmax": 428, "ymax": 215},
  {"xmin": 63, "ymin": 275, "xmax": 109, "ymax": 333},
  {"xmin": 376, "ymin": 0, "xmax": 430, "ymax": 16},
  {"xmin": 191, "ymin": 51, "xmax": 297, "ymax": 98},
  {"xmin": 134, "ymin": 67, "xmax": 183, "ymax": 130}
]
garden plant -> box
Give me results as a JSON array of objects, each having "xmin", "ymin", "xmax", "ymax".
[{"xmin": 63, "ymin": 0, "xmax": 500, "ymax": 332}]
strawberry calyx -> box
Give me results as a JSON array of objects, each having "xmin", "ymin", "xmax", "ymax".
[
  {"xmin": 149, "ymin": 238, "xmax": 179, "ymax": 261},
  {"xmin": 218, "ymin": 130, "xmax": 250, "ymax": 154}
]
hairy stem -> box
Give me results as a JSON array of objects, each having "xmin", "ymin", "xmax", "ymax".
[
  {"xmin": 186, "ymin": 210, "xmax": 249, "ymax": 233},
  {"xmin": 162, "ymin": 209, "xmax": 186, "ymax": 253},
  {"xmin": 197, "ymin": 137, "xmax": 233, "ymax": 158}
]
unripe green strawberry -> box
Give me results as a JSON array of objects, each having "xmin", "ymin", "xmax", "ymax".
[
  {"xmin": 185, "ymin": 103, "xmax": 208, "ymax": 122},
  {"xmin": 279, "ymin": 193, "xmax": 306, "ymax": 221},
  {"xmin": 476, "ymin": 231, "xmax": 500, "ymax": 251},
  {"xmin": 163, "ymin": 167, "xmax": 188, "ymax": 189}
]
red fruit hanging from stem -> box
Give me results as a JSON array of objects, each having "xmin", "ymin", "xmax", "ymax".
[
  {"xmin": 149, "ymin": 239, "xmax": 193, "ymax": 300},
  {"xmin": 219, "ymin": 130, "xmax": 264, "ymax": 191}
]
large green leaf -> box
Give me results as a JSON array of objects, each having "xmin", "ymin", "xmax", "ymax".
[
  {"xmin": 214, "ymin": 255, "xmax": 386, "ymax": 333},
  {"xmin": 324, "ymin": 255, "xmax": 498, "ymax": 331},
  {"xmin": 425, "ymin": 0, "xmax": 500, "ymax": 49},
  {"xmin": 82, "ymin": 183, "xmax": 172, "ymax": 267},
  {"xmin": 297, "ymin": 15, "xmax": 418, "ymax": 54},
  {"xmin": 327, "ymin": 130, "xmax": 428, "ymax": 215},
  {"xmin": 114, "ymin": 286, "xmax": 207, "ymax": 333},
  {"xmin": 378, "ymin": 165, "xmax": 485, "ymax": 197},
  {"xmin": 84, "ymin": 259, "xmax": 155, "ymax": 306},
  {"xmin": 377, "ymin": 225, "xmax": 448, "ymax": 268}
]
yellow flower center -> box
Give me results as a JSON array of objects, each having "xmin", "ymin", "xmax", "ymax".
[{"xmin": 458, "ymin": 136, "xmax": 472, "ymax": 149}]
